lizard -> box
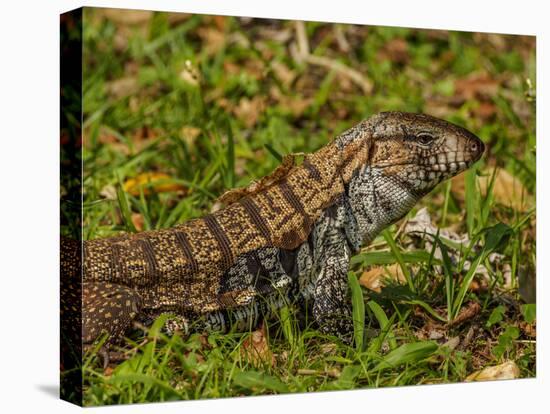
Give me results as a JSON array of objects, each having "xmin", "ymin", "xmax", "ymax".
[{"xmin": 61, "ymin": 111, "xmax": 485, "ymax": 354}]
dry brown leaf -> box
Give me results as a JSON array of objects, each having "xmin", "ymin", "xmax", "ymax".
[
  {"xmin": 479, "ymin": 169, "xmax": 531, "ymax": 211},
  {"xmin": 223, "ymin": 61, "xmax": 240, "ymax": 75},
  {"xmin": 465, "ymin": 361, "xmax": 520, "ymax": 382},
  {"xmin": 240, "ymin": 324, "xmax": 274, "ymax": 368},
  {"xmin": 244, "ymin": 60, "xmax": 266, "ymax": 80},
  {"xmin": 378, "ymin": 38, "xmax": 409, "ymax": 64},
  {"xmin": 105, "ymin": 76, "xmax": 139, "ymax": 99},
  {"xmin": 166, "ymin": 12, "xmax": 192, "ymax": 25},
  {"xmin": 448, "ymin": 302, "xmax": 481, "ymax": 327},
  {"xmin": 131, "ymin": 213, "xmax": 144, "ymax": 232},
  {"xmin": 359, "ymin": 264, "xmax": 405, "ymax": 293},
  {"xmin": 519, "ymin": 266, "xmax": 536, "ymax": 304},
  {"xmin": 197, "ymin": 27, "xmax": 226, "ymax": 55},
  {"xmin": 101, "ymin": 9, "xmax": 153, "ymax": 25},
  {"xmin": 99, "ymin": 184, "xmax": 117, "ymax": 200},
  {"xmin": 442, "ymin": 336, "xmax": 460, "ymax": 351},
  {"xmin": 454, "ymin": 73, "xmax": 499, "ymax": 103},
  {"xmin": 123, "ymin": 172, "xmax": 186, "ymax": 196},
  {"xmin": 271, "ymin": 61, "xmax": 296, "ymax": 88},
  {"xmin": 180, "ymin": 126, "xmax": 201, "ymax": 147},
  {"xmin": 94, "ymin": 9, "xmax": 150, "ymax": 51},
  {"xmin": 269, "ymin": 86, "xmax": 312, "ymax": 117},
  {"xmin": 452, "ymin": 169, "xmax": 531, "ymax": 211},
  {"xmin": 213, "ymin": 16, "xmax": 227, "ymax": 30},
  {"xmin": 233, "ymin": 96, "xmax": 266, "ymax": 128},
  {"xmin": 424, "ymin": 101, "xmax": 455, "ymax": 119},
  {"xmin": 473, "ymin": 101, "xmax": 497, "ymax": 120}
]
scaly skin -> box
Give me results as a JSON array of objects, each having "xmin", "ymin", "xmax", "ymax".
[{"xmin": 61, "ymin": 112, "xmax": 485, "ymax": 351}]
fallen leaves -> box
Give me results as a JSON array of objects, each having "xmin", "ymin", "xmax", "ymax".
[
  {"xmin": 269, "ymin": 86, "xmax": 313, "ymax": 118},
  {"xmin": 105, "ymin": 76, "xmax": 139, "ymax": 99},
  {"xmin": 93, "ymin": 8, "xmax": 151, "ymax": 52},
  {"xmin": 233, "ymin": 96, "xmax": 266, "ymax": 128},
  {"xmin": 180, "ymin": 126, "xmax": 201, "ymax": 147},
  {"xmin": 479, "ymin": 169, "xmax": 531, "ymax": 211},
  {"xmin": 131, "ymin": 213, "xmax": 145, "ymax": 232},
  {"xmin": 452, "ymin": 169, "xmax": 532, "ymax": 211},
  {"xmin": 454, "ymin": 72, "xmax": 499, "ymax": 103},
  {"xmin": 240, "ymin": 324, "xmax": 275, "ymax": 368},
  {"xmin": 123, "ymin": 172, "xmax": 186, "ymax": 196},
  {"xmin": 448, "ymin": 302, "xmax": 481, "ymax": 327},
  {"xmin": 378, "ymin": 38, "xmax": 410, "ymax": 64},
  {"xmin": 197, "ymin": 26, "xmax": 226, "ymax": 56},
  {"xmin": 359, "ymin": 264, "xmax": 405, "ymax": 292},
  {"xmin": 271, "ymin": 61, "xmax": 297, "ymax": 89},
  {"xmin": 465, "ymin": 360, "xmax": 520, "ymax": 382},
  {"xmin": 292, "ymin": 21, "xmax": 373, "ymax": 95},
  {"xmin": 101, "ymin": 8, "xmax": 153, "ymax": 25}
]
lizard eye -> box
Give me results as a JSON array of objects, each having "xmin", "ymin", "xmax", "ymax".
[{"xmin": 417, "ymin": 133, "xmax": 435, "ymax": 146}]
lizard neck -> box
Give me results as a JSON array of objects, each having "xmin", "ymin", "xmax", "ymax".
[{"xmin": 343, "ymin": 165, "xmax": 419, "ymax": 251}]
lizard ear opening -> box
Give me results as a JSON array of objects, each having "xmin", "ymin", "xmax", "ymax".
[{"xmin": 216, "ymin": 153, "xmax": 299, "ymax": 206}]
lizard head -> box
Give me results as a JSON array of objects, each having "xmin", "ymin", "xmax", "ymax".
[{"xmin": 366, "ymin": 111, "xmax": 485, "ymax": 197}]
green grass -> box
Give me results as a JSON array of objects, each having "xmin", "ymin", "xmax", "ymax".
[{"xmin": 76, "ymin": 9, "xmax": 536, "ymax": 406}]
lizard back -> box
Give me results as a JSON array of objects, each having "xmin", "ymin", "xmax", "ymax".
[{"xmin": 83, "ymin": 143, "xmax": 346, "ymax": 313}]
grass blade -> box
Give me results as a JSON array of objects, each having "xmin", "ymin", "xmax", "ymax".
[
  {"xmin": 233, "ymin": 370, "xmax": 289, "ymax": 393},
  {"xmin": 367, "ymin": 300, "xmax": 397, "ymax": 350},
  {"xmin": 264, "ymin": 143, "xmax": 283, "ymax": 162},
  {"xmin": 350, "ymin": 250, "xmax": 436, "ymax": 266},
  {"xmin": 382, "ymin": 229, "xmax": 414, "ymax": 293},
  {"xmin": 348, "ymin": 272, "xmax": 365, "ymax": 351},
  {"xmin": 225, "ymin": 119, "xmax": 235, "ymax": 188},
  {"xmin": 404, "ymin": 299, "xmax": 447, "ymax": 323},
  {"xmin": 116, "ymin": 174, "xmax": 137, "ymax": 233},
  {"xmin": 371, "ymin": 341, "xmax": 438, "ymax": 372},
  {"xmin": 452, "ymin": 223, "xmax": 512, "ymax": 319},
  {"xmin": 465, "ymin": 166, "xmax": 478, "ymax": 235}
]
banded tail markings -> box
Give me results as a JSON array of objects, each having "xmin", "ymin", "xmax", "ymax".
[
  {"xmin": 138, "ymin": 239, "xmax": 158, "ymax": 278},
  {"xmin": 239, "ymin": 196, "xmax": 272, "ymax": 243},
  {"xmin": 204, "ymin": 214, "xmax": 234, "ymax": 270},
  {"xmin": 173, "ymin": 229, "xmax": 199, "ymax": 276}
]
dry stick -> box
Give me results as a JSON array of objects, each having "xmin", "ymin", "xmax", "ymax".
[
  {"xmin": 293, "ymin": 21, "xmax": 373, "ymax": 94},
  {"xmin": 295, "ymin": 20, "xmax": 310, "ymax": 58},
  {"xmin": 448, "ymin": 301, "xmax": 481, "ymax": 327},
  {"xmin": 334, "ymin": 24, "xmax": 351, "ymax": 53}
]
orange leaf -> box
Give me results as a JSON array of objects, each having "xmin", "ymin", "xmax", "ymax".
[
  {"xmin": 123, "ymin": 172, "xmax": 186, "ymax": 196},
  {"xmin": 240, "ymin": 324, "xmax": 274, "ymax": 368},
  {"xmin": 359, "ymin": 264, "xmax": 405, "ymax": 293},
  {"xmin": 131, "ymin": 213, "xmax": 144, "ymax": 232}
]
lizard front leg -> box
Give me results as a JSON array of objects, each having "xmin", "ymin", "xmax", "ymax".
[{"xmin": 311, "ymin": 230, "xmax": 354, "ymax": 343}]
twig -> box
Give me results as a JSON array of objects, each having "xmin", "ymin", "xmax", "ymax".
[
  {"xmin": 295, "ymin": 20, "xmax": 310, "ymax": 59},
  {"xmin": 293, "ymin": 21, "xmax": 373, "ymax": 94},
  {"xmin": 448, "ymin": 302, "xmax": 481, "ymax": 327},
  {"xmin": 334, "ymin": 24, "xmax": 351, "ymax": 53}
]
